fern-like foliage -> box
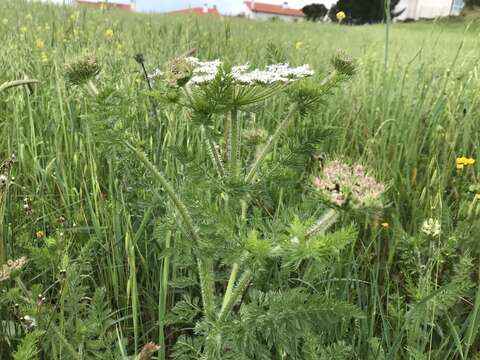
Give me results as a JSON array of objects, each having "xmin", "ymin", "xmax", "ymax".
[{"xmin": 12, "ymin": 330, "xmax": 44, "ymax": 360}]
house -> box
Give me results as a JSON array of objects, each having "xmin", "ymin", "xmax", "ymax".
[
  {"xmin": 74, "ymin": 0, "xmax": 136, "ymax": 12},
  {"xmin": 397, "ymin": 0, "xmax": 464, "ymax": 20},
  {"xmin": 244, "ymin": 1, "xmax": 305, "ymax": 22},
  {"xmin": 169, "ymin": 4, "xmax": 220, "ymax": 17}
]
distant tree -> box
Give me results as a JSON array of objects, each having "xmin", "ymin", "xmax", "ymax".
[
  {"xmin": 302, "ymin": 3, "xmax": 328, "ymax": 21},
  {"xmin": 329, "ymin": 0, "xmax": 404, "ymax": 24},
  {"xmin": 465, "ymin": 0, "xmax": 480, "ymax": 7}
]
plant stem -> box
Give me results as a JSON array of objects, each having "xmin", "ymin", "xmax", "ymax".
[
  {"xmin": 229, "ymin": 108, "xmax": 240, "ymax": 179},
  {"xmin": 218, "ymin": 270, "xmax": 253, "ymax": 323},
  {"xmin": 245, "ymin": 103, "xmax": 298, "ymax": 184},
  {"xmin": 305, "ymin": 208, "xmax": 339, "ymax": 239},
  {"xmin": 221, "ymin": 263, "xmax": 239, "ymax": 312},
  {"xmin": 0, "ymin": 79, "xmax": 38, "ymax": 93},
  {"xmin": 158, "ymin": 230, "xmax": 171, "ymax": 360},
  {"xmin": 125, "ymin": 142, "xmax": 216, "ymax": 321},
  {"xmin": 87, "ymin": 80, "xmax": 99, "ymax": 96},
  {"xmin": 125, "ymin": 142, "xmax": 199, "ymax": 243},
  {"xmin": 197, "ymin": 257, "xmax": 216, "ymax": 322},
  {"xmin": 223, "ymin": 115, "xmax": 230, "ymax": 164},
  {"xmin": 203, "ymin": 126, "xmax": 225, "ymax": 178},
  {"xmin": 384, "ymin": 0, "xmax": 391, "ymax": 71}
]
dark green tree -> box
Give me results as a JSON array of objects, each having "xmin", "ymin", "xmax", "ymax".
[
  {"xmin": 465, "ymin": 0, "xmax": 480, "ymax": 7},
  {"xmin": 302, "ymin": 3, "xmax": 328, "ymax": 21},
  {"xmin": 329, "ymin": 0, "xmax": 404, "ymax": 24}
]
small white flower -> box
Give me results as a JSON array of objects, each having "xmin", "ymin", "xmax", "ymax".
[
  {"xmin": 0, "ymin": 174, "xmax": 8, "ymax": 187},
  {"xmin": 147, "ymin": 68, "xmax": 163, "ymax": 79},
  {"xmin": 21, "ymin": 315, "xmax": 37, "ymax": 330},
  {"xmin": 421, "ymin": 218, "xmax": 441, "ymax": 237}
]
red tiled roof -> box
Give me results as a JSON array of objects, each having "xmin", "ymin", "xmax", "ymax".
[
  {"xmin": 244, "ymin": 1, "xmax": 304, "ymax": 17},
  {"xmin": 169, "ymin": 7, "xmax": 220, "ymax": 16},
  {"xmin": 75, "ymin": 0, "xmax": 134, "ymax": 11}
]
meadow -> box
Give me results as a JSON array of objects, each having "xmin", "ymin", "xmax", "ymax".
[{"xmin": 1, "ymin": 0, "xmax": 480, "ymax": 359}]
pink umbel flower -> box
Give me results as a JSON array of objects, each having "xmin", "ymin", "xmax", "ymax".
[
  {"xmin": 0, "ymin": 256, "xmax": 27, "ymax": 283},
  {"xmin": 313, "ymin": 161, "xmax": 385, "ymax": 209}
]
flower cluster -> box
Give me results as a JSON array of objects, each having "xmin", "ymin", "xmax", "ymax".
[
  {"xmin": 137, "ymin": 342, "xmax": 161, "ymax": 360},
  {"xmin": 421, "ymin": 218, "xmax": 441, "ymax": 237},
  {"xmin": 456, "ymin": 156, "xmax": 475, "ymax": 170},
  {"xmin": 0, "ymin": 256, "xmax": 27, "ymax": 283},
  {"xmin": 184, "ymin": 57, "xmax": 314, "ymax": 85},
  {"xmin": 313, "ymin": 160, "xmax": 385, "ymax": 209}
]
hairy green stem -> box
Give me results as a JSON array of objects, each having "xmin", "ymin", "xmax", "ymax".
[
  {"xmin": 203, "ymin": 126, "xmax": 225, "ymax": 178},
  {"xmin": 229, "ymin": 108, "xmax": 240, "ymax": 179},
  {"xmin": 125, "ymin": 142, "xmax": 216, "ymax": 321},
  {"xmin": 305, "ymin": 208, "xmax": 339, "ymax": 239},
  {"xmin": 218, "ymin": 270, "xmax": 253, "ymax": 323},
  {"xmin": 245, "ymin": 103, "xmax": 298, "ymax": 183},
  {"xmin": 223, "ymin": 115, "xmax": 230, "ymax": 164},
  {"xmin": 198, "ymin": 257, "xmax": 216, "ymax": 321},
  {"xmin": 221, "ymin": 263, "xmax": 239, "ymax": 313},
  {"xmin": 125, "ymin": 142, "xmax": 199, "ymax": 242}
]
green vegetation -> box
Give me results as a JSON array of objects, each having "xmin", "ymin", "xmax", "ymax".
[{"xmin": 1, "ymin": 0, "xmax": 480, "ymax": 359}]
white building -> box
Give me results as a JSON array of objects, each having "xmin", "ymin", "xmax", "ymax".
[
  {"xmin": 244, "ymin": 1, "xmax": 305, "ymax": 21},
  {"xmin": 397, "ymin": 0, "xmax": 464, "ymax": 20}
]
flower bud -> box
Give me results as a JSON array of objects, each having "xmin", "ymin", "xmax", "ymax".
[
  {"xmin": 64, "ymin": 55, "xmax": 101, "ymax": 85},
  {"xmin": 165, "ymin": 57, "xmax": 193, "ymax": 87},
  {"xmin": 331, "ymin": 50, "xmax": 356, "ymax": 76}
]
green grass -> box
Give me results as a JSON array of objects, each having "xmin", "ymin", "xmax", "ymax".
[{"xmin": 1, "ymin": 0, "xmax": 480, "ymax": 359}]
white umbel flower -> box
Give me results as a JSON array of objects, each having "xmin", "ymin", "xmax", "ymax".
[
  {"xmin": 421, "ymin": 218, "xmax": 441, "ymax": 237},
  {"xmin": 185, "ymin": 57, "xmax": 314, "ymax": 85}
]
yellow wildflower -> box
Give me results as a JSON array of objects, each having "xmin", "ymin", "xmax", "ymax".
[
  {"xmin": 105, "ymin": 29, "xmax": 114, "ymax": 39},
  {"xmin": 20, "ymin": 26, "xmax": 28, "ymax": 33},
  {"xmin": 381, "ymin": 222, "xmax": 390, "ymax": 229},
  {"xmin": 35, "ymin": 39, "xmax": 45, "ymax": 49},
  {"xmin": 295, "ymin": 41, "xmax": 303, "ymax": 50},
  {"xmin": 40, "ymin": 52, "xmax": 49, "ymax": 64},
  {"xmin": 336, "ymin": 11, "xmax": 346, "ymax": 22},
  {"xmin": 2, "ymin": 18, "xmax": 8, "ymax": 25},
  {"xmin": 35, "ymin": 230, "xmax": 45, "ymax": 239},
  {"xmin": 456, "ymin": 156, "xmax": 475, "ymax": 166}
]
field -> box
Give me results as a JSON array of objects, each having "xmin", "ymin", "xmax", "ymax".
[{"xmin": 1, "ymin": 0, "xmax": 480, "ymax": 359}]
